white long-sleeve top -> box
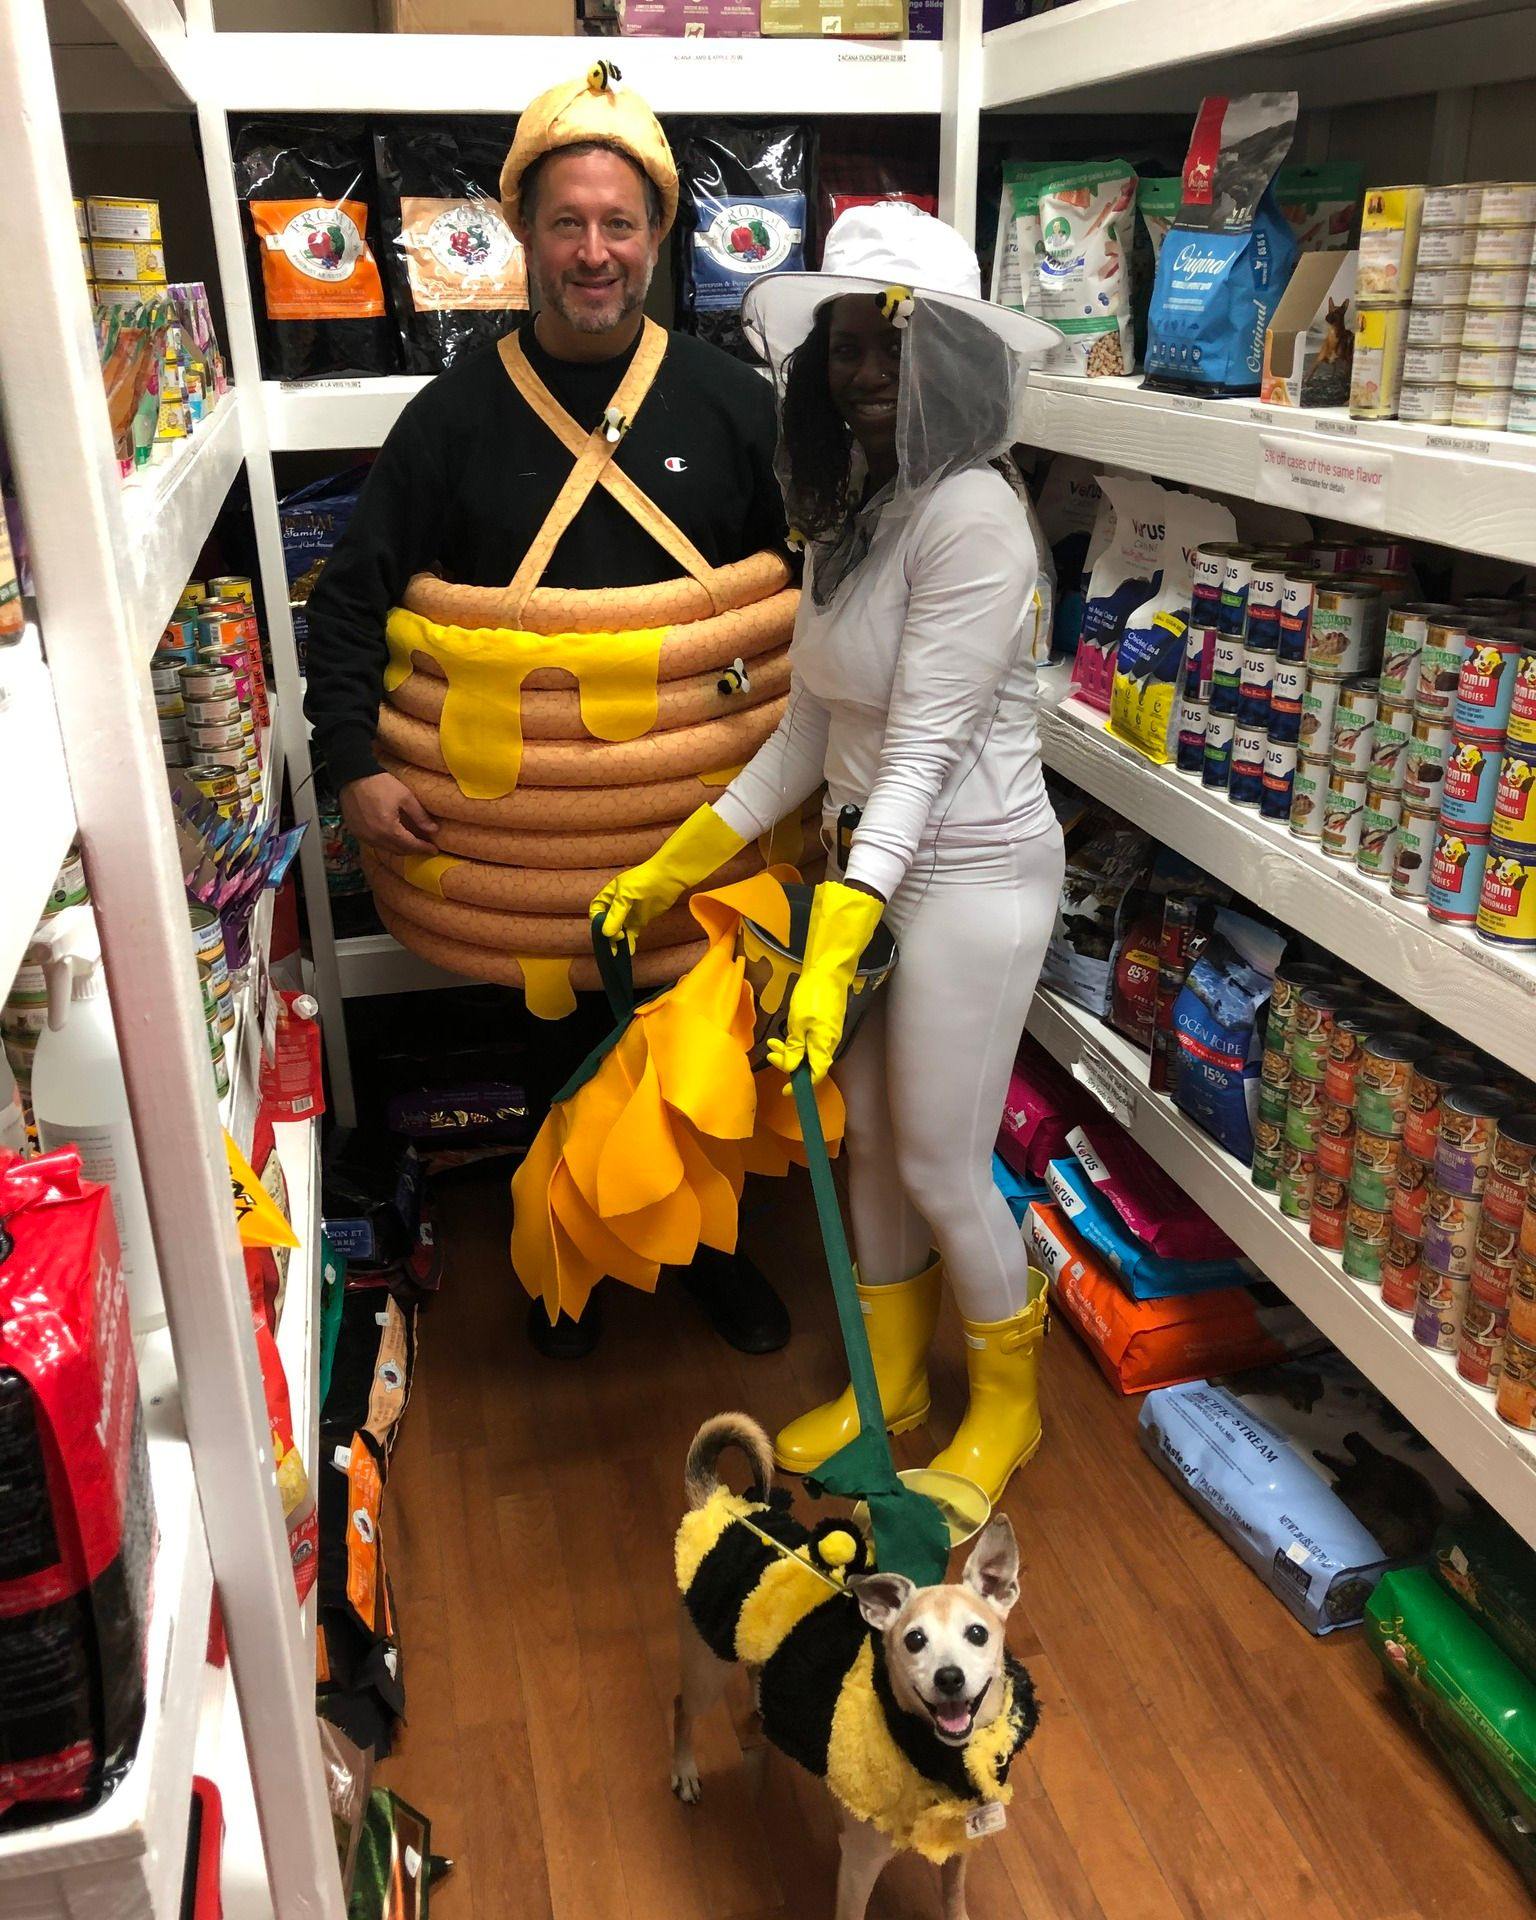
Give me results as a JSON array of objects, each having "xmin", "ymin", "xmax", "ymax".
[{"xmin": 714, "ymin": 463, "xmax": 1056, "ymax": 902}]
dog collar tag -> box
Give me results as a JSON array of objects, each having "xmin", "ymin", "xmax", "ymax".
[{"xmin": 965, "ymin": 1803, "xmax": 1007, "ymax": 1840}]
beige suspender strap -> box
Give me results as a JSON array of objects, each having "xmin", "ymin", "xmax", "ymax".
[{"xmin": 499, "ymin": 321, "xmax": 727, "ymax": 618}]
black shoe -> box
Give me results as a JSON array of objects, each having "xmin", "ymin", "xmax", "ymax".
[
  {"xmin": 677, "ymin": 1245, "xmax": 790, "ymax": 1354},
  {"xmin": 526, "ymin": 1287, "xmax": 604, "ymax": 1359}
]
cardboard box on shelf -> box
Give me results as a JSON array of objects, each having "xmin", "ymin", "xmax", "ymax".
[
  {"xmin": 760, "ymin": 0, "xmax": 904, "ymax": 32},
  {"xmin": 1261, "ymin": 250, "xmax": 1358, "ymax": 408},
  {"xmin": 378, "ymin": 0, "xmax": 575, "ymax": 31},
  {"xmin": 619, "ymin": 0, "xmax": 758, "ymax": 33}
]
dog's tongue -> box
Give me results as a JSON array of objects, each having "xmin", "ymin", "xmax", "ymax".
[{"xmin": 935, "ymin": 1703, "xmax": 971, "ymax": 1737}]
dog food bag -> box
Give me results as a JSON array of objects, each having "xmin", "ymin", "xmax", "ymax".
[
  {"xmin": 996, "ymin": 1035, "xmax": 1095, "ymax": 1180},
  {"xmin": 1434, "ymin": 1510, "xmax": 1536, "ymax": 1681},
  {"xmin": 1275, "ymin": 163, "xmax": 1365, "ymax": 253},
  {"xmin": 1138, "ymin": 177, "xmax": 1181, "ymax": 267},
  {"xmin": 994, "ymin": 1152, "xmax": 1049, "ymax": 1227},
  {"xmin": 1140, "ymin": 1351, "xmax": 1472, "ymax": 1635},
  {"xmin": 991, "ymin": 164, "xmax": 1035, "ymax": 309},
  {"xmin": 677, "ymin": 122, "xmax": 812, "ymax": 363},
  {"xmin": 1170, "ymin": 909, "xmax": 1286, "ymax": 1163},
  {"xmin": 1028, "ymin": 1201, "xmax": 1319, "ymax": 1394},
  {"xmin": 0, "ymin": 1147, "xmax": 155, "ymax": 1830},
  {"xmin": 1067, "ymin": 1121, "xmax": 1240, "ymax": 1262},
  {"xmin": 1044, "ymin": 1156, "xmax": 1250, "ymax": 1298},
  {"xmin": 1146, "ymin": 93, "xmax": 1301, "ymax": 397},
  {"xmin": 1367, "ymin": 1565, "xmax": 1536, "ymax": 1827},
  {"xmin": 374, "ymin": 119, "xmax": 525, "ymax": 375},
  {"xmin": 1108, "ymin": 901, "xmax": 1164, "ymax": 1048},
  {"xmin": 1042, "ymin": 815, "xmax": 1154, "ymax": 1015},
  {"xmin": 1029, "ymin": 160, "xmax": 1138, "ymax": 376},
  {"xmin": 1076, "ymin": 476, "xmax": 1236, "ymax": 712},
  {"xmin": 234, "ymin": 119, "xmax": 398, "ymax": 381},
  {"xmin": 1033, "ymin": 454, "xmax": 1107, "ymax": 658}
]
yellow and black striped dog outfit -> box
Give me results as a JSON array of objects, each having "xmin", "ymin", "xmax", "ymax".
[{"xmin": 675, "ymin": 1485, "xmax": 1038, "ymax": 1862}]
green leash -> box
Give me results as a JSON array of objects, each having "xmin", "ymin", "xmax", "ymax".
[{"xmin": 790, "ymin": 1063, "xmax": 950, "ymax": 1588}]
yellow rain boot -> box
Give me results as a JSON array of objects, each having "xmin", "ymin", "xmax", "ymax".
[
  {"xmin": 774, "ymin": 1258, "xmax": 943, "ymax": 1475},
  {"xmin": 926, "ymin": 1268, "xmax": 1049, "ymax": 1506}
]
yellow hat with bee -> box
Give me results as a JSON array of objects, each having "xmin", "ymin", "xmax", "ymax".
[{"xmin": 500, "ymin": 61, "xmax": 679, "ymax": 237}]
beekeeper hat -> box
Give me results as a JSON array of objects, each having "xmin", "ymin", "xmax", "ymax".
[
  {"xmin": 501, "ymin": 60, "xmax": 679, "ymax": 238},
  {"xmin": 741, "ymin": 200, "xmax": 1059, "ymax": 369}
]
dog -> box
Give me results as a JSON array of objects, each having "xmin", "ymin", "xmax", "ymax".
[{"xmin": 671, "ymin": 1414, "xmax": 1037, "ymax": 1920}]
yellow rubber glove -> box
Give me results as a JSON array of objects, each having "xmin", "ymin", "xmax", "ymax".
[
  {"xmin": 766, "ymin": 880, "xmax": 885, "ymax": 1086},
  {"xmin": 591, "ymin": 805, "xmax": 748, "ymax": 947}
]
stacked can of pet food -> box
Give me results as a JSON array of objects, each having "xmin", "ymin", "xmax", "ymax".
[
  {"xmin": 1254, "ymin": 957, "xmax": 1333, "ymax": 1197},
  {"xmin": 1384, "ymin": 1050, "xmax": 1479, "ymax": 1315},
  {"xmin": 154, "ymin": 576, "xmax": 269, "ymax": 816},
  {"xmin": 1455, "ymin": 1112, "xmax": 1536, "ymax": 1390},
  {"xmin": 1411, "ymin": 1084, "xmax": 1516, "ymax": 1355},
  {"xmin": 1339, "ymin": 1028, "xmax": 1428, "ymax": 1283},
  {"xmin": 1496, "ymin": 1179, "xmax": 1536, "ymax": 1426}
]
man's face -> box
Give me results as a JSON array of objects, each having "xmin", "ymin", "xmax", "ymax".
[{"xmin": 518, "ymin": 150, "xmax": 659, "ymax": 338}]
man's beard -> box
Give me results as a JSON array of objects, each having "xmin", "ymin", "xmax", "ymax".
[{"xmin": 535, "ymin": 258, "xmax": 654, "ymax": 336}]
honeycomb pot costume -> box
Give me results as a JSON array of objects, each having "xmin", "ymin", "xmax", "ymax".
[{"xmin": 360, "ymin": 66, "xmax": 803, "ymax": 1020}]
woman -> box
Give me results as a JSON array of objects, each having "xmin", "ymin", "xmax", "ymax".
[{"xmin": 594, "ymin": 203, "xmax": 1065, "ymax": 1504}]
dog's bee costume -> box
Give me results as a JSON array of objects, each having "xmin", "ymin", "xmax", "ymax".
[{"xmin": 676, "ymin": 1483, "xmax": 1038, "ymax": 1863}]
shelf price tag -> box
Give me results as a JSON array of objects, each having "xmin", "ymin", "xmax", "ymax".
[
  {"xmin": 1071, "ymin": 1045, "xmax": 1140, "ymax": 1131},
  {"xmin": 1257, "ymin": 433, "xmax": 1390, "ymax": 528}
]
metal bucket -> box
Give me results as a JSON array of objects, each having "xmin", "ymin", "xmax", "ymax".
[{"xmin": 737, "ymin": 882, "xmax": 898, "ymax": 1070}]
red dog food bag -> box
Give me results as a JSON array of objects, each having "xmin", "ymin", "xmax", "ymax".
[
  {"xmin": 1027, "ymin": 1199, "xmax": 1318, "ymax": 1393},
  {"xmin": 0, "ymin": 1148, "xmax": 156, "ymax": 1829},
  {"xmin": 997, "ymin": 1035, "xmax": 1095, "ymax": 1179}
]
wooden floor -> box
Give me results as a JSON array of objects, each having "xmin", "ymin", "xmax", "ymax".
[{"xmin": 377, "ymin": 1166, "xmax": 1530, "ymax": 1920}]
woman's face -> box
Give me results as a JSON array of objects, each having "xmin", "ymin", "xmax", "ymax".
[{"xmin": 826, "ymin": 295, "xmax": 903, "ymax": 474}]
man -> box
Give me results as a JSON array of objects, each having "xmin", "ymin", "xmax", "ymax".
[{"xmin": 305, "ymin": 68, "xmax": 791, "ymax": 1360}]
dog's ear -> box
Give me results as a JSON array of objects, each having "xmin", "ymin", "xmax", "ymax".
[
  {"xmin": 962, "ymin": 1516, "xmax": 1020, "ymax": 1615},
  {"xmin": 848, "ymin": 1572, "xmax": 914, "ymax": 1631}
]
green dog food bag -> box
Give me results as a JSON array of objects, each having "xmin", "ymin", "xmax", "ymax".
[
  {"xmin": 1434, "ymin": 1509, "xmax": 1536, "ymax": 1682},
  {"xmin": 1366, "ymin": 1565, "xmax": 1536, "ymax": 1825}
]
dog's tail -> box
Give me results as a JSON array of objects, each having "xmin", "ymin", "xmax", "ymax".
[{"xmin": 685, "ymin": 1413, "xmax": 774, "ymax": 1511}]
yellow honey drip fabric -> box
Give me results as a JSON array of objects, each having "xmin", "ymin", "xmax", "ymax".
[
  {"xmin": 510, "ymin": 870, "xmax": 845, "ymax": 1325},
  {"xmin": 385, "ymin": 609, "xmax": 667, "ymax": 800}
]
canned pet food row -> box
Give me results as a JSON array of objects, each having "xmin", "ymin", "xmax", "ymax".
[{"xmin": 153, "ymin": 575, "xmax": 270, "ymax": 816}]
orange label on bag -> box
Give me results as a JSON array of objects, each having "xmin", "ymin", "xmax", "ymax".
[
  {"xmin": 249, "ymin": 198, "xmax": 385, "ymax": 320},
  {"xmin": 399, "ymin": 195, "xmax": 527, "ymax": 313},
  {"xmin": 345, "ymin": 1435, "xmax": 383, "ymax": 1630}
]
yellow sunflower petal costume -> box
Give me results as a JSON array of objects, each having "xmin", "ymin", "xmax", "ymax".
[{"xmin": 510, "ymin": 869, "xmax": 846, "ymax": 1326}]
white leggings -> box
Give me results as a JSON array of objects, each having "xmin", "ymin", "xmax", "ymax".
[{"xmin": 834, "ymin": 828, "xmax": 1065, "ymax": 1324}]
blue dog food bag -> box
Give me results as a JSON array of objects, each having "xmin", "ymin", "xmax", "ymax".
[
  {"xmin": 1145, "ymin": 93, "xmax": 1300, "ymax": 397},
  {"xmin": 1169, "ymin": 908, "xmax": 1283, "ymax": 1161},
  {"xmin": 1139, "ymin": 1352, "xmax": 1473, "ymax": 1634},
  {"xmin": 1043, "ymin": 1154, "xmax": 1250, "ymax": 1299}
]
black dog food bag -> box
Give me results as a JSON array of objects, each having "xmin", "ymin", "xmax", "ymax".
[
  {"xmin": 374, "ymin": 117, "xmax": 527, "ymax": 375},
  {"xmin": 234, "ymin": 119, "xmax": 400, "ymax": 381},
  {"xmin": 676, "ymin": 121, "xmax": 813, "ymax": 363}
]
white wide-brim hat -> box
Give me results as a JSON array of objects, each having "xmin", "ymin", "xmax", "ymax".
[{"xmin": 741, "ymin": 200, "xmax": 1061, "ymax": 370}]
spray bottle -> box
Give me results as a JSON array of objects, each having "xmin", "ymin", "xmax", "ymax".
[{"xmin": 27, "ymin": 905, "xmax": 164, "ymax": 1330}]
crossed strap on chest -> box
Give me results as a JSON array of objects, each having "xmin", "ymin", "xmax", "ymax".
[{"xmin": 498, "ymin": 317, "xmax": 729, "ymax": 621}]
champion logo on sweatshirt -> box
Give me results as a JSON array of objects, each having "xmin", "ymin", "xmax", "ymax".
[{"xmin": 664, "ymin": 455, "xmax": 688, "ymax": 473}]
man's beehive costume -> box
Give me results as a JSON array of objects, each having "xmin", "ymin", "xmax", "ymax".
[{"xmin": 358, "ymin": 65, "xmax": 802, "ymax": 1020}]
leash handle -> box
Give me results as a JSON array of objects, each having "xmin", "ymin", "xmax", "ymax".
[{"xmin": 791, "ymin": 1063, "xmax": 890, "ymax": 1464}]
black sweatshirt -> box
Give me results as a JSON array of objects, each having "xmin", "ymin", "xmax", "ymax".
[{"xmin": 303, "ymin": 319, "xmax": 787, "ymax": 791}]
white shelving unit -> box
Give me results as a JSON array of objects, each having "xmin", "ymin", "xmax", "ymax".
[
  {"xmin": 0, "ymin": 625, "xmax": 77, "ymax": 989},
  {"xmin": 1027, "ymin": 987, "xmax": 1536, "ymax": 1547},
  {"xmin": 1037, "ymin": 674, "xmax": 1536, "ymax": 1079}
]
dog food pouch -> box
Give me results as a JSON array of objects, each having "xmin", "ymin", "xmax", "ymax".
[
  {"xmin": 374, "ymin": 118, "xmax": 525, "ymax": 375},
  {"xmin": 234, "ymin": 119, "xmax": 398, "ymax": 380},
  {"xmin": 677, "ymin": 122, "xmax": 812, "ymax": 363},
  {"xmin": 1170, "ymin": 908, "xmax": 1285, "ymax": 1162},
  {"xmin": 1146, "ymin": 93, "xmax": 1301, "ymax": 397},
  {"xmin": 1029, "ymin": 160, "xmax": 1138, "ymax": 376},
  {"xmin": 1276, "ymin": 162, "xmax": 1364, "ymax": 253}
]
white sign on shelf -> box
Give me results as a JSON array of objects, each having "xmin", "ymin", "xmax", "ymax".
[
  {"xmin": 1071, "ymin": 1046, "xmax": 1139, "ymax": 1132},
  {"xmin": 1257, "ymin": 433, "xmax": 1390, "ymax": 528}
]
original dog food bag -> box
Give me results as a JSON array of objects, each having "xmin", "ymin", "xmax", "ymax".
[{"xmin": 1145, "ymin": 92, "xmax": 1301, "ymax": 397}]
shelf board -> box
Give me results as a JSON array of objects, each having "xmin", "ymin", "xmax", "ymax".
[
  {"xmin": 1039, "ymin": 677, "xmax": 1536, "ymax": 1082},
  {"xmin": 118, "ymin": 394, "xmax": 246, "ymax": 666},
  {"xmin": 0, "ymin": 1334, "xmax": 213, "ymax": 1920},
  {"xmin": 208, "ymin": 32, "xmax": 943, "ymax": 115},
  {"xmin": 1017, "ymin": 372, "xmax": 1536, "ymax": 569},
  {"xmin": 336, "ymin": 929, "xmax": 466, "ymax": 998},
  {"xmin": 982, "ymin": 0, "xmax": 1536, "ymax": 113},
  {"xmin": 263, "ymin": 376, "xmax": 424, "ymax": 455},
  {"xmin": 1026, "ymin": 985, "xmax": 1536, "ymax": 1549},
  {"xmin": 0, "ymin": 628, "xmax": 78, "ymax": 994}
]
